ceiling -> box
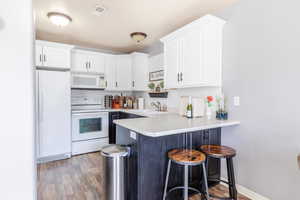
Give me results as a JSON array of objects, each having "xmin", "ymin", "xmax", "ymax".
[{"xmin": 34, "ymin": 0, "xmax": 237, "ymax": 53}]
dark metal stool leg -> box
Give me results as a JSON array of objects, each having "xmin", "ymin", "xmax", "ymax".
[
  {"xmin": 201, "ymin": 163, "xmax": 210, "ymax": 200},
  {"xmin": 163, "ymin": 160, "xmax": 172, "ymax": 200},
  {"xmin": 184, "ymin": 165, "xmax": 189, "ymax": 200},
  {"xmin": 226, "ymin": 158, "xmax": 237, "ymax": 200}
]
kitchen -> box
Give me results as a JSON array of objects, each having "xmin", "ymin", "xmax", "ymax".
[
  {"xmin": 35, "ymin": 7, "xmax": 243, "ymax": 199},
  {"xmin": 1, "ymin": 0, "xmax": 300, "ymax": 200}
]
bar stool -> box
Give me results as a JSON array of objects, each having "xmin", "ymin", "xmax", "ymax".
[
  {"xmin": 163, "ymin": 149, "xmax": 210, "ymax": 200},
  {"xmin": 200, "ymin": 145, "xmax": 237, "ymax": 200}
]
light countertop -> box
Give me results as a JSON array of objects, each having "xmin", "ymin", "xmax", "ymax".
[
  {"xmin": 71, "ymin": 108, "xmax": 170, "ymax": 117},
  {"xmin": 114, "ymin": 113, "xmax": 240, "ymax": 137}
]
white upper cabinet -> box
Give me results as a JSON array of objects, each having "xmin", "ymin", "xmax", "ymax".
[
  {"xmin": 104, "ymin": 55, "xmax": 117, "ymax": 90},
  {"xmin": 36, "ymin": 40, "xmax": 73, "ymax": 69},
  {"xmin": 131, "ymin": 52, "xmax": 149, "ymax": 91},
  {"xmin": 71, "ymin": 51, "xmax": 88, "ymax": 72},
  {"xmin": 161, "ymin": 15, "xmax": 225, "ymax": 89},
  {"xmin": 164, "ymin": 38, "xmax": 181, "ymax": 89},
  {"xmin": 90, "ymin": 53, "xmax": 105, "ymax": 73},
  {"xmin": 181, "ymin": 29, "xmax": 205, "ymax": 87},
  {"xmin": 105, "ymin": 54, "xmax": 132, "ymax": 91},
  {"xmin": 116, "ymin": 55, "xmax": 132, "ymax": 91},
  {"xmin": 35, "ymin": 44, "xmax": 43, "ymax": 67},
  {"xmin": 71, "ymin": 50, "xmax": 105, "ymax": 73}
]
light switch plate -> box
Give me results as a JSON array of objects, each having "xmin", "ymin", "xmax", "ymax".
[
  {"xmin": 130, "ymin": 131, "xmax": 137, "ymax": 140},
  {"xmin": 234, "ymin": 96, "xmax": 240, "ymax": 106}
]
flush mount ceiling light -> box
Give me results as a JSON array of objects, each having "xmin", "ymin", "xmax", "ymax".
[
  {"xmin": 47, "ymin": 12, "xmax": 72, "ymax": 27},
  {"xmin": 130, "ymin": 32, "xmax": 147, "ymax": 43}
]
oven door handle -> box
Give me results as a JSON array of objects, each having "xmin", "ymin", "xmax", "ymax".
[{"xmin": 72, "ymin": 112, "xmax": 108, "ymax": 116}]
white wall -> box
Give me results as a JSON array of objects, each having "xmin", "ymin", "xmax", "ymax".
[
  {"xmin": 217, "ymin": 0, "xmax": 300, "ymax": 199},
  {"xmin": 0, "ymin": 0, "xmax": 36, "ymax": 199}
]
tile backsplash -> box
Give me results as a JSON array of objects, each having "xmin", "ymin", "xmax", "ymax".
[
  {"xmin": 134, "ymin": 87, "xmax": 221, "ymax": 112},
  {"xmin": 71, "ymin": 89, "xmax": 132, "ymax": 105}
]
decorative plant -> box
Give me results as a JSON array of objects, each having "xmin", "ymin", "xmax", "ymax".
[
  {"xmin": 159, "ymin": 81, "xmax": 164, "ymax": 89},
  {"xmin": 206, "ymin": 96, "xmax": 214, "ymax": 119},
  {"xmin": 216, "ymin": 94, "xmax": 226, "ymax": 112},
  {"xmin": 206, "ymin": 96, "xmax": 214, "ymax": 107},
  {"xmin": 148, "ymin": 82, "xmax": 155, "ymax": 90}
]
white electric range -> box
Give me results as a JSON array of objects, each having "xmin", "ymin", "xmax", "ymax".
[{"xmin": 71, "ymin": 102, "xmax": 109, "ymax": 155}]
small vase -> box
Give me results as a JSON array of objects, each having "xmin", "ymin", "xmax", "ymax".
[{"xmin": 206, "ymin": 106, "xmax": 212, "ymax": 119}]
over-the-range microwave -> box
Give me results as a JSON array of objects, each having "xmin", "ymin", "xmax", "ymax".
[{"xmin": 71, "ymin": 72, "xmax": 106, "ymax": 89}]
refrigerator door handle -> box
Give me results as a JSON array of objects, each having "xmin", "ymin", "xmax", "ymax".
[{"xmin": 39, "ymin": 88, "xmax": 43, "ymax": 123}]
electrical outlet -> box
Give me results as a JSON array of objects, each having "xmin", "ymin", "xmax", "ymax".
[
  {"xmin": 234, "ymin": 96, "xmax": 240, "ymax": 106},
  {"xmin": 130, "ymin": 131, "xmax": 137, "ymax": 140}
]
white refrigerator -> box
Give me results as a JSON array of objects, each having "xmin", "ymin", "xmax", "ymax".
[{"xmin": 36, "ymin": 70, "xmax": 71, "ymax": 162}]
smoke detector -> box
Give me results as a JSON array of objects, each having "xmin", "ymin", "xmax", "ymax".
[{"xmin": 93, "ymin": 5, "xmax": 106, "ymax": 16}]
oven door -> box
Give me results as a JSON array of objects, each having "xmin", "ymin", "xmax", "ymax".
[{"xmin": 72, "ymin": 112, "xmax": 108, "ymax": 142}]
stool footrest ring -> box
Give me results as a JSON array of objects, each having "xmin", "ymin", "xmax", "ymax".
[
  {"xmin": 208, "ymin": 178, "xmax": 229, "ymax": 185},
  {"xmin": 209, "ymin": 194, "xmax": 235, "ymax": 200},
  {"xmin": 166, "ymin": 186, "xmax": 201, "ymax": 198}
]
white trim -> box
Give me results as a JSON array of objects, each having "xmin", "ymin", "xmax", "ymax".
[
  {"xmin": 160, "ymin": 14, "xmax": 226, "ymax": 42},
  {"xmin": 36, "ymin": 40, "xmax": 74, "ymax": 49},
  {"xmin": 220, "ymin": 177, "xmax": 271, "ymax": 200}
]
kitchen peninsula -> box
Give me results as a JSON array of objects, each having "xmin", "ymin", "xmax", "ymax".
[{"xmin": 114, "ymin": 114, "xmax": 240, "ymax": 200}]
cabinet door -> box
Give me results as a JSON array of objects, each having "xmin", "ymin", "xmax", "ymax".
[
  {"xmin": 35, "ymin": 44, "xmax": 43, "ymax": 67},
  {"xmin": 71, "ymin": 51, "xmax": 89, "ymax": 72},
  {"xmin": 164, "ymin": 39, "xmax": 180, "ymax": 89},
  {"xmin": 116, "ymin": 55, "xmax": 132, "ymax": 91},
  {"xmin": 105, "ymin": 55, "xmax": 117, "ymax": 90},
  {"xmin": 90, "ymin": 53, "xmax": 105, "ymax": 73},
  {"xmin": 109, "ymin": 112, "xmax": 120, "ymax": 144},
  {"xmin": 43, "ymin": 46, "xmax": 71, "ymax": 69},
  {"xmin": 182, "ymin": 30, "xmax": 205, "ymax": 86},
  {"xmin": 132, "ymin": 53, "xmax": 148, "ymax": 91},
  {"xmin": 202, "ymin": 24, "xmax": 223, "ymax": 86},
  {"xmin": 37, "ymin": 70, "xmax": 71, "ymax": 158}
]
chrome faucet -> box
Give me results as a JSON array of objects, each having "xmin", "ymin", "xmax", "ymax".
[{"xmin": 151, "ymin": 101, "xmax": 161, "ymax": 111}]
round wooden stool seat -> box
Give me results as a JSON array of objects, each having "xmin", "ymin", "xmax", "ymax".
[
  {"xmin": 200, "ymin": 145, "xmax": 236, "ymax": 158},
  {"xmin": 168, "ymin": 149, "xmax": 206, "ymax": 165}
]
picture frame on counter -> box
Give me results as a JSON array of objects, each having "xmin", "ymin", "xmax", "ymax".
[{"xmin": 149, "ymin": 70, "xmax": 164, "ymax": 81}]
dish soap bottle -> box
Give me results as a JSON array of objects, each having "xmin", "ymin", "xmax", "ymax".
[{"xmin": 186, "ymin": 96, "xmax": 193, "ymax": 118}]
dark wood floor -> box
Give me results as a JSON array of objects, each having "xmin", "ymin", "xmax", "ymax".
[{"xmin": 37, "ymin": 152, "xmax": 251, "ymax": 200}]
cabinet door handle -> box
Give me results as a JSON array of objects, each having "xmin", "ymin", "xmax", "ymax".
[
  {"xmin": 105, "ymin": 81, "xmax": 108, "ymax": 88},
  {"xmin": 180, "ymin": 72, "xmax": 183, "ymax": 82},
  {"xmin": 89, "ymin": 61, "xmax": 91, "ymax": 69},
  {"xmin": 177, "ymin": 73, "xmax": 180, "ymax": 82},
  {"xmin": 115, "ymin": 82, "xmax": 118, "ymax": 87},
  {"xmin": 43, "ymin": 55, "xmax": 46, "ymax": 62},
  {"xmin": 86, "ymin": 62, "xmax": 88, "ymax": 71},
  {"xmin": 39, "ymin": 54, "xmax": 42, "ymax": 63},
  {"xmin": 132, "ymin": 81, "xmax": 135, "ymax": 87}
]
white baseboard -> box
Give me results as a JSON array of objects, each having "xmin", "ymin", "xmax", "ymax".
[{"xmin": 220, "ymin": 177, "xmax": 271, "ymax": 200}]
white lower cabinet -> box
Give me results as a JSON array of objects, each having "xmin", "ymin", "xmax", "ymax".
[
  {"xmin": 161, "ymin": 15, "xmax": 225, "ymax": 89},
  {"xmin": 36, "ymin": 70, "xmax": 71, "ymax": 162}
]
